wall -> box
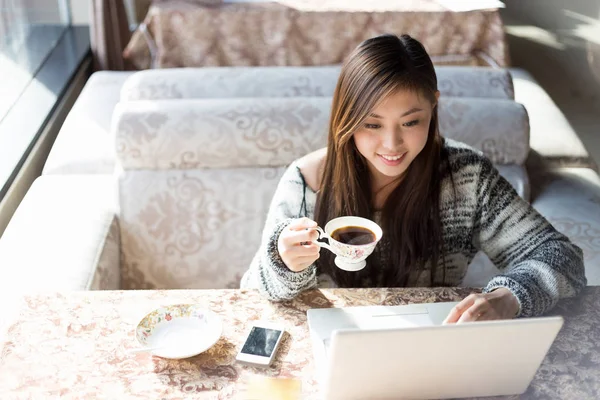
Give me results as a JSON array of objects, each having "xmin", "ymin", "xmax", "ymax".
[
  {"xmin": 503, "ymin": 0, "xmax": 600, "ymax": 104},
  {"xmin": 21, "ymin": 0, "xmax": 63, "ymax": 23},
  {"xmin": 68, "ymin": 0, "xmax": 139, "ymax": 27},
  {"xmin": 502, "ymin": 0, "xmax": 600, "ymax": 164},
  {"xmin": 69, "ymin": 0, "xmax": 90, "ymax": 25}
]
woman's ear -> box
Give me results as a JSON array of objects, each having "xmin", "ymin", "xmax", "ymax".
[{"xmin": 434, "ymin": 90, "xmax": 440, "ymax": 107}]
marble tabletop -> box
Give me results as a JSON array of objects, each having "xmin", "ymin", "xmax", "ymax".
[{"xmin": 1, "ymin": 287, "xmax": 599, "ymax": 399}]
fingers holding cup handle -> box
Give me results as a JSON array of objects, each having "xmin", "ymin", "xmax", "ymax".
[{"xmin": 314, "ymin": 227, "xmax": 337, "ymax": 255}]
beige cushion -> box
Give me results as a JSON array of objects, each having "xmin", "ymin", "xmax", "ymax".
[
  {"xmin": 44, "ymin": 67, "xmax": 516, "ymax": 177},
  {"xmin": 438, "ymin": 98, "xmax": 530, "ymax": 165},
  {"xmin": 118, "ymin": 168, "xmax": 284, "ymax": 289},
  {"xmin": 113, "ymin": 98, "xmax": 330, "ymax": 170},
  {"xmin": 115, "ymin": 95, "xmax": 530, "ymax": 289},
  {"xmin": 437, "ymin": 66, "xmax": 513, "ymax": 99},
  {"xmin": 120, "ymin": 66, "xmax": 514, "ymax": 101},
  {"xmin": 0, "ymin": 175, "xmax": 120, "ymax": 291},
  {"xmin": 48, "ymin": 66, "xmax": 596, "ymax": 181},
  {"xmin": 114, "ymin": 97, "xmax": 530, "ymax": 170},
  {"xmin": 43, "ymin": 71, "xmax": 135, "ymax": 175}
]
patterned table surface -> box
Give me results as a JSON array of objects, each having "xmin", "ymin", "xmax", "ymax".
[{"xmin": 1, "ymin": 287, "xmax": 599, "ymax": 399}]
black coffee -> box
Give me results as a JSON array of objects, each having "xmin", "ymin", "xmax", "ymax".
[{"xmin": 331, "ymin": 226, "xmax": 376, "ymax": 245}]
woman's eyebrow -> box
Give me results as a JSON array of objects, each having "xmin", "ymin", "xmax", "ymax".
[{"xmin": 401, "ymin": 107, "xmax": 423, "ymax": 117}]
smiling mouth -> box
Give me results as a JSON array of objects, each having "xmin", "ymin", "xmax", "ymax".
[
  {"xmin": 377, "ymin": 152, "xmax": 407, "ymax": 165},
  {"xmin": 378, "ymin": 153, "xmax": 405, "ymax": 161}
]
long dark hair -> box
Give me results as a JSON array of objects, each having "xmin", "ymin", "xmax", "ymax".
[{"xmin": 314, "ymin": 34, "xmax": 449, "ymax": 288}]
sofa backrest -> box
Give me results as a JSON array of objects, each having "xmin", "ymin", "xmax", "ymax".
[
  {"xmin": 114, "ymin": 96, "xmax": 529, "ymax": 290},
  {"xmin": 120, "ymin": 66, "xmax": 515, "ymax": 101}
]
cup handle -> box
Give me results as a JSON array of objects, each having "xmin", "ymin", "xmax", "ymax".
[{"xmin": 314, "ymin": 227, "xmax": 337, "ymax": 255}]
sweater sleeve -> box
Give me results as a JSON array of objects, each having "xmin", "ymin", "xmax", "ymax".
[
  {"xmin": 240, "ymin": 162, "xmax": 318, "ymax": 301},
  {"xmin": 472, "ymin": 158, "xmax": 586, "ymax": 317}
]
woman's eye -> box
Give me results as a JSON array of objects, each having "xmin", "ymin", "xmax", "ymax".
[
  {"xmin": 403, "ymin": 120, "xmax": 419, "ymax": 127},
  {"xmin": 364, "ymin": 123, "xmax": 381, "ymax": 129}
]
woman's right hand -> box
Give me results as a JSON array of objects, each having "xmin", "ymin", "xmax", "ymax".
[{"xmin": 278, "ymin": 217, "xmax": 321, "ymax": 272}]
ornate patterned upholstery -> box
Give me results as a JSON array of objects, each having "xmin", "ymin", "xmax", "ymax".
[
  {"xmin": 113, "ymin": 95, "xmax": 529, "ymax": 289},
  {"xmin": 2, "ymin": 66, "xmax": 598, "ymax": 294},
  {"xmin": 120, "ymin": 66, "xmax": 514, "ymax": 101}
]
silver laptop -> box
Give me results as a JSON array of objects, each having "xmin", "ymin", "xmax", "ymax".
[{"xmin": 307, "ymin": 303, "xmax": 563, "ymax": 400}]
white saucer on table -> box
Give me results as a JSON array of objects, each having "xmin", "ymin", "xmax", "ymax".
[{"xmin": 135, "ymin": 304, "xmax": 222, "ymax": 359}]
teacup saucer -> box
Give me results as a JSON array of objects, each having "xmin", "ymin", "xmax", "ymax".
[
  {"xmin": 135, "ymin": 304, "xmax": 222, "ymax": 359},
  {"xmin": 335, "ymin": 257, "xmax": 367, "ymax": 271}
]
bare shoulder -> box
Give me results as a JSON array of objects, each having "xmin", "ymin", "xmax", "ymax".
[{"xmin": 296, "ymin": 148, "xmax": 327, "ymax": 192}]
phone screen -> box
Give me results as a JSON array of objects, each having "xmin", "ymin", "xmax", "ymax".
[{"xmin": 240, "ymin": 327, "xmax": 283, "ymax": 357}]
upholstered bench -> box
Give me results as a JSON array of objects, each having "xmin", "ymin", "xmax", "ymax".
[
  {"xmin": 0, "ymin": 66, "xmax": 598, "ymax": 296},
  {"xmin": 42, "ymin": 66, "xmax": 597, "ymax": 176},
  {"xmin": 0, "ymin": 92, "xmax": 528, "ymax": 290}
]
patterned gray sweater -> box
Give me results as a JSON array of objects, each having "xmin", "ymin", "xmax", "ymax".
[{"xmin": 241, "ymin": 140, "xmax": 586, "ymax": 317}]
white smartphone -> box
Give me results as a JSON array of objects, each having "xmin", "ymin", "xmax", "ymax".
[{"xmin": 236, "ymin": 322, "xmax": 286, "ymax": 367}]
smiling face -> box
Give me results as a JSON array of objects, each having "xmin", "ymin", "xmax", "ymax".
[{"xmin": 353, "ymin": 88, "xmax": 439, "ymax": 189}]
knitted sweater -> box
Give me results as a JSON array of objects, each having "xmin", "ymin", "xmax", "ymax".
[{"xmin": 240, "ymin": 139, "xmax": 586, "ymax": 317}]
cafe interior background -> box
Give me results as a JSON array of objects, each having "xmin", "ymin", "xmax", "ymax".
[{"xmin": 1, "ymin": 0, "xmax": 600, "ymax": 398}]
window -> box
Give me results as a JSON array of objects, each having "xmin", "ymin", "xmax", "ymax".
[
  {"xmin": 0, "ymin": 0, "xmax": 69, "ymax": 122},
  {"xmin": 0, "ymin": 0, "xmax": 89, "ymax": 200}
]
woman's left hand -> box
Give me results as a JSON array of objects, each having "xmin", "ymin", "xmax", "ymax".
[{"xmin": 443, "ymin": 288, "xmax": 520, "ymax": 324}]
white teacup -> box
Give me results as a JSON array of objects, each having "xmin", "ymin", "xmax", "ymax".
[{"xmin": 315, "ymin": 216, "xmax": 383, "ymax": 271}]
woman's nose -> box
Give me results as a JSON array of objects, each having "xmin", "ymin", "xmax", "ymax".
[{"xmin": 382, "ymin": 128, "xmax": 403, "ymax": 149}]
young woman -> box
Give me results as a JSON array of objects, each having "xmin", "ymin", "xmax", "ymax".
[{"xmin": 241, "ymin": 34, "xmax": 586, "ymax": 322}]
